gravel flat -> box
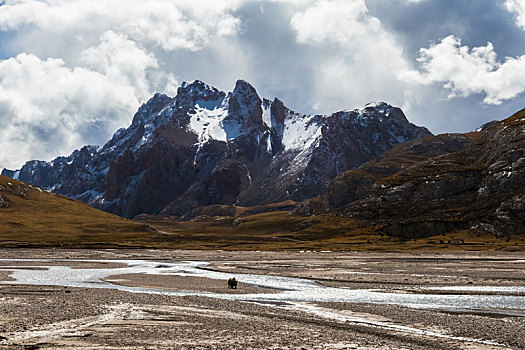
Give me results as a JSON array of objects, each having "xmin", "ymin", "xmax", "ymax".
[
  {"xmin": 103, "ymin": 273, "xmax": 277, "ymax": 294},
  {"xmin": 0, "ymin": 249, "xmax": 523, "ymax": 349}
]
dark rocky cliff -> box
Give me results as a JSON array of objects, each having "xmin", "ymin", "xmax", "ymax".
[
  {"xmin": 3, "ymin": 80, "xmax": 431, "ymax": 218},
  {"xmin": 307, "ymin": 109, "xmax": 525, "ymax": 237}
]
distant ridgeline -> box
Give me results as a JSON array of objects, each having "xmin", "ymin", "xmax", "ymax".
[{"xmin": 2, "ymin": 79, "xmax": 430, "ymax": 218}]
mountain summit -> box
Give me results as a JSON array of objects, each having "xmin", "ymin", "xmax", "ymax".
[{"xmin": 2, "ymin": 80, "xmax": 431, "ymax": 218}]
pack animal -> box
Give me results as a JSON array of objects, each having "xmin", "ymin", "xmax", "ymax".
[{"xmin": 228, "ymin": 277, "xmax": 237, "ymax": 289}]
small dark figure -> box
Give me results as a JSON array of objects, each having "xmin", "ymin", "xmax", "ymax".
[{"xmin": 228, "ymin": 277, "xmax": 237, "ymax": 289}]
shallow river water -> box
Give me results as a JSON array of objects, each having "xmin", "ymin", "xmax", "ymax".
[
  {"xmin": 1, "ymin": 258, "xmax": 524, "ymax": 312},
  {"xmin": 1, "ymin": 258, "xmax": 524, "ymax": 346}
]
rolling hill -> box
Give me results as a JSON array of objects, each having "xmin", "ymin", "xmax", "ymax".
[{"xmin": 0, "ymin": 175, "xmax": 160, "ymax": 248}]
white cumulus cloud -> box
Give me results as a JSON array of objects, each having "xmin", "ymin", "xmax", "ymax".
[
  {"xmin": 506, "ymin": 0, "xmax": 525, "ymax": 29},
  {"xmin": 0, "ymin": 0, "xmax": 244, "ymax": 169},
  {"xmin": 0, "ymin": 32, "xmax": 177, "ymax": 169},
  {"xmin": 1, "ymin": 0, "xmax": 523, "ymax": 169},
  {"xmin": 0, "ymin": 0, "xmax": 242, "ymax": 52},
  {"xmin": 290, "ymin": 0, "xmax": 381, "ymax": 44},
  {"xmin": 289, "ymin": 0, "xmax": 411, "ymax": 113},
  {"xmin": 399, "ymin": 35, "xmax": 525, "ymax": 105}
]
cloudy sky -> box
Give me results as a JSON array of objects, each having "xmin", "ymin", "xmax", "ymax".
[{"xmin": 1, "ymin": 0, "xmax": 525, "ymax": 169}]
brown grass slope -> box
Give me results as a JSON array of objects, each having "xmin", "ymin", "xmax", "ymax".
[
  {"xmin": 0, "ymin": 175, "xmax": 161, "ymax": 248},
  {"xmin": 138, "ymin": 209, "xmax": 525, "ymax": 251}
]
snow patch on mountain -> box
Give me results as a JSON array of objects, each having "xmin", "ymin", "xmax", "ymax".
[
  {"xmin": 349, "ymin": 102, "xmax": 395, "ymax": 124},
  {"xmin": 262, "ymin": 101, "xmax": 272, "ymax": 127},
  {"xmin": 187, "ymin": 94, "xmax": 255, "ymax": 144},
  {"xmin": 282, "ymin": 111, "xmax": 323, "ymax": 151},
  {"xmin": 189, "ymin": 105, "xmax": 228, "ymax": 142},
  {"xmin": 261, "ymin": 103, "xmax": 273, "ymax": 153}
]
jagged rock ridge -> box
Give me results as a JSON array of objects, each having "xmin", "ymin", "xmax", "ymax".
[
  {"xmin": 310, "ymin": 110, "xmax": 525, "ymax": 237},
  {"xmin": 2, "ymin": 79, "xmax": 431, "ymax": 218}
]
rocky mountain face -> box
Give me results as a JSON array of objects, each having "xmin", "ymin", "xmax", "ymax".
[
  {"xmin": 306, "ymin": 110, "xmax": 525, "ymax": 237},
  {"xmin": 2, "ymin": 79, "xmax": 431, "ymax": 218}
]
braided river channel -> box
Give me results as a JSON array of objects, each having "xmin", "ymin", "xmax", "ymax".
[{"xmin": 1, "ymin": 258, "xmax": 524, "ymax": 345}]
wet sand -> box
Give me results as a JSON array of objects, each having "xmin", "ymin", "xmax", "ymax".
[
  {"xmin": 0, "ymin": 249, "xmax": 523, "ymax": 349},
  {"xmin": 103, "ymin": 273, "xmax": 277, "ymax": 294},
  {"xmin": 0, "ymin": 272, "xmax": 13, "ymax": 282}
]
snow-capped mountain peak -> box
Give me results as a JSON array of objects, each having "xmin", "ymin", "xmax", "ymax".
[
  {"xmin": 132, "ymin": 92, "xmax": 174, "ymax": 126},
  {"xmin": 176, "ymin": 80, "xmax": 226, "ymax": 109},
  {"xmin": 3, "ymin": 80, "xmax": 432, "ymax": 218}
]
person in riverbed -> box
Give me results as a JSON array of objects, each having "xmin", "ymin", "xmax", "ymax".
[{"xmin": 228, "ymin": 277, "xmax": 237, "ymax": 289}]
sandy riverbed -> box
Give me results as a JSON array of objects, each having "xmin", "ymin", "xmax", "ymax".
[
  {"xmin": 103, "ymin": 273, "xmax": 276, "ymax": 294},
  {"xmin": 0, "ymin": 249, "xmax": 523, "ymax": 349}
]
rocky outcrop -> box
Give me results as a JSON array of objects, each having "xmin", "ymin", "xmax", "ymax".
[
  {"xmin": 3, "ymin": 80, "xmax": 431, "ymax": 218},
  {"xmin": 316, "ymin": 110, "xmax": 525, "ymax": 237},
  {"xmin": 0, "ymin": 176, "xmax": 35, "ymax": 208},
  {"xmin": 0, "ymin": 193, "xmax": 7, "ymax": 208},
  {"xmin": 323, "ymin": 133, "xmax": 473, "ymax": 211}
]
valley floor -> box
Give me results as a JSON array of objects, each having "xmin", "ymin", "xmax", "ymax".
[{"xmin": 0, "ymin": 249, "xmax": 524, "ymax": 349}]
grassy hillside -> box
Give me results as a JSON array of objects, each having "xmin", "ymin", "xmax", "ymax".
[
  {"xmin": 138, "ymin": 210, "xmax": 525, "ymax": 252},
  {"xmin": 0, "ymin": 175, "xmax": 160, "ymax": 248},
  {"xmin": 1, "ymin": 174, "xmax": 523, "ymax": 251}
]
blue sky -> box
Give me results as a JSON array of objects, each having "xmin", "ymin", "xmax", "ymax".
[{"xmin": 1, "ymin": 0, "xmax": 525, "ymax": 169}]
